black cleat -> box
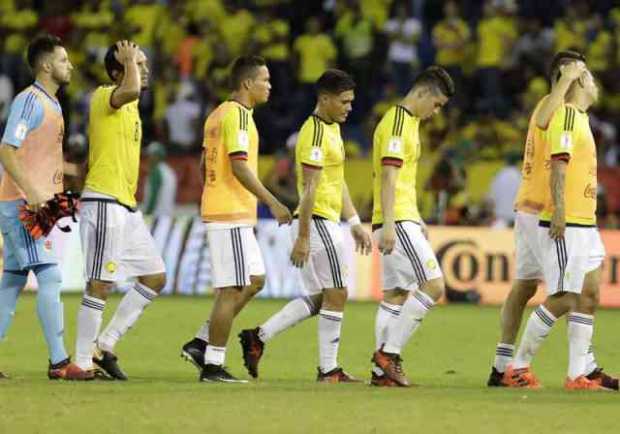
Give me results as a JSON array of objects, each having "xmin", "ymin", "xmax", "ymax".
[
  {"xmin": 90, "ymin": 368, "xmax": 114, "ymax": 381},
  {"xmin": 487, "ymin": 367, "xmax": 506, "ymax": 387},
  {"xmin": 200, "ymin": 364, "xmax": 248, "ymax": 384},
  {"xmin": 239, "ymin": 328, "xmax": 264, "ymax": 378},
  {"xmin": 181, "ymin": 338, "xmax": 207, "ymax": 371},
  {"xmin": 587, "ymin": 367, "xmax": 619, "ymax": 391},
  {"xmin": 93, "ymin": 350, "xmax": 128, "ymax": 381},
  {"xmin": 0, "ymin": 371, "xmax": 8, "ymax": 379}
]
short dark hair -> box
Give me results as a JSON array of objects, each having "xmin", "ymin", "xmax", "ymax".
[
  {"xmin": 229, "ymin": 55, "xmax": 267, "ymax": 90},
  {"xmin": 27, "ymin": 34, "xmax": 63, "ymax": 70},
  {"xmin": 549, "ymin": 50, "xmax": 586, "ymax": 83},
  {"xmin": 315, "ymin": 69, "xmax": 356, "ymax": 95},
  {"xmin": 412, "ymin": 66, "xmax": 455, "ymax": 97},
  {"xmin": 104, "ymin": 44, "xmax": 124, "ymax": 81}
]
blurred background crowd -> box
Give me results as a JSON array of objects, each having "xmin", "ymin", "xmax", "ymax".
[{"xmin": 2, "ymin": 0, "xmax": 620, "ymax": 227}]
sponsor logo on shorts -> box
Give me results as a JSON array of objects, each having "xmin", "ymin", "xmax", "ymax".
[
  {"xmin": 105, "ymin": 261, "xmax": 117, "ymax": 274},
  {"xmin": 584, "ymin": 184, "xmax": 596, "ymax": 199},
  {"xmin": 426, "ymin": 259, "xmax": 437, "ymax": 270}
]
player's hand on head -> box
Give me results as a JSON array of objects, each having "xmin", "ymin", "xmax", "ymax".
[
  {"xmin": 270, "ymin": 201, "xmax": 292, "ymax": 225},
  {"xmin": 290, "ymin": 236, "xmax": 309, "ymax": 268},
  {"xmin": 561, "ymin": 62, "xmax": 586, "ymax": 82},
  {"xmin": 114, "ymin": 40, "xmax": 138, "ymax": 64},
  {"xmin": 351, "ymin": 225, "xmax": 372, "ymax": 255},
  {"xmin": 379, "ymin": 224, "xmax": 396, "ymax": 255}
]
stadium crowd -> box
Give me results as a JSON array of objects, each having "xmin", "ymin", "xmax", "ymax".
[{"xmin": 1, "ymin": 0, "xmax": 620, "ymax": 225}]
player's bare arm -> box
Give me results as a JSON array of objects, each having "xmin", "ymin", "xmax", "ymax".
[
  {"xmin": 379, "ymin": 165, "xmax": 399, "ymax": 254},
  {"xmin": 535, "ymin": 62, "xmax": 586, "ymax": 129},
  {"xmin": 110, "ymin": 40, "xmax": 141, "ymax": 108},
  {"xmin": 342, "ymin": 181, "xmax": 371, "ymax": 255},
  {"xmin": 549, "ymin": 159, "xmax": 567, "ymax": 240},
  {"xmin": 290, "ymin": 165, "xmax": 321, "ymax": 267},
  {"xmin": 0, "ymin": 142, "xmax": 48, "ymax": 210},
  {"xmin": 230, "ymin": 158, "xmax": 291, "ymax": 224}
]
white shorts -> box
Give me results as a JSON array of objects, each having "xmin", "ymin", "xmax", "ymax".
[
  {"xmin": 373, "ymin": 221, "xmax": 443, "ymax": 291},
  {"xmin": 538, "ymin": 224, "xmax": 605, "ymax": 295},
  {"xmin": 514, "ymin": 211, "xmax": 544, "ymax": 281},
  {"xmin": 206, "ymin": 226, "xmax": 265, "ymax": 288},
  {"xmin": 80, "ymin": 200, "xmax": 166, "ymax": 282},
  {"xmin": 291, "ymin": 218, "xmax": 346, "ymax": 294}
]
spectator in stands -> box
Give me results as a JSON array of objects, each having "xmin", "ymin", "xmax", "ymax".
[
  {"xmin": 475, "ymin": 0, "xmax": 517, "ymax": 115},
  {"xmin": 384, "ymin": 2, "xmax": 422, "ymax": 95},
  {"xmin": 124, "ymin": 0, "xmax": 165, "ymax": 55},
  {"xmin": 142, "ymin": 142, "xmax": 178, "ymax": 217},
  {"xmin": 487, "ymin": 152, "xmax": 521, "ymax": 228},
  {"xmin": 218, "ymin": 0, "xmax": 255, "ymax": 59},
  {"xmin": 553, "ymin": 3, "xmax": 587, "ymax": 53},
  {"xmin": 0, "ymin": 0, "xmax": 38, "ymax": 90},
  {"xmin": 71, "ymin": 0, "xmax": 114, "ymax": 62},
  {"xmin": 0, "ymin": 67, "xmax": 13, "ymax": 126},
  {"xmin": 586, "ymin": 14, "xmax": 613, "ymax": 74},
  {"xmin": 164, "ymin": 81, "xmax": 202, "ymax": 154},
  {"xmin": 432, "ymin": 0, "xmax": 471, "ymax": 108},
  {"xmin": 510, "ymin": 18, "xmax": 554, "ymax": 75}
]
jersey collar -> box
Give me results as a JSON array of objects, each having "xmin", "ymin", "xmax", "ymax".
[
  {"xmin": 311, "ymin": 113, "xmax": 334, "ymax": 125},
  {"xmin": 229, "ymin": 99, "xmax": 253, "ymax": 112},
  {"xmin": 396, "ymin": 104, "xmax": 414, "ymax": 117},
  {"xmin": 33, "ymin": 81, "xmax": 60, "ymax": 105}
]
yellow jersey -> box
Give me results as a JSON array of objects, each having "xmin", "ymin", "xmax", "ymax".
[
  {"xmin": 86, "ymin": 85, "xmax": 142, "ymax": 208},
  {"xmin": 514, "ymin": 96, "xmax": 550, "ymax": 214},
  {"xmin": 540, "ymin": 104, "xmax": 597, "ymax": 226},
  {"xmin": 372, "ymin": 105, "xmax": 422, "ymax": 225},
  {"xmin": 295, "ymin": 115, "xmax": 344, "ymax": 222},
  {"xmin": 201, "ymin": 100, "xmax": 258, "ymax": 224}
]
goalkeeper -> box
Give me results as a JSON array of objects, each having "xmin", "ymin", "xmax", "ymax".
[{"xmin": 0, "ymin": 34, "xmax": 92, "ymax": 381}]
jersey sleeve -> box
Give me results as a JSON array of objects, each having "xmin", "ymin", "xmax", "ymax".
[
  {"xmin": 221, "ymin": 107, "xmax": 249, "ymax": 160},
  {"xmin": 547, "ymin": 105, "xmax": 575, "ymax": 163},
  {"xmin": 378, "ymin": 109, "xmax": 405, "ymax": 167},
  {"xmin": 1, "ymin": 91, "xmax": 44, "ymax": 147},
  {"xmin": 297, "ymin": 118, "xmax": 325, "ymax": 169}
]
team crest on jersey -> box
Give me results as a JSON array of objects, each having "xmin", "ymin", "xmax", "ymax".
[
  {"xmin": 560, "ymin": 132, "xmax": 572, "ymax": 150},
  {"xmin": 237, "ymin": 131, "xmax": 249, "ymax": 150},
  {"xmin": 310, "ymin": 147, "xmax": 323, "ymax": 162},
  {"xmin": 105, "ymin": 261, "xmax": 117, "ymax": 274},
  {"xmin": 15, "ymin": 121, "xmax": 28, "ymax": 141},
  {"xmin": 388, "ymin": 137, "xmax": 402, "ymax": 154}
]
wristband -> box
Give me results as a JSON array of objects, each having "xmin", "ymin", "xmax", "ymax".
[{"xmin": 347, "ymin": 215, "xmax": 361, "ymax": 226}]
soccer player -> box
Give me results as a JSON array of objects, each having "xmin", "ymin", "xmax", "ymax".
[
  {"xmin": 503, "ymin": 67, "xmax": 608, "ymax": 390},
  {"xmin": 74, "ymin": 41, "xmax": 167, "ymax": 380},
  {"xmin": 180, "ymin": 56, "xmax": 292, "ymax": 383},
  {"xmin": 487, "ymin": 52, "xmax": 617, "ymax": 390},
  {"xmin": 369, "ymin": 67, "xmax": 454, "ymax": 387},
  {"xmin": 237, "ymin": 69, "xmax": 372, "ymax": 382},
  {"xmin": 0, "ymin": 34, "xmax": 92, "ymax": 380}
]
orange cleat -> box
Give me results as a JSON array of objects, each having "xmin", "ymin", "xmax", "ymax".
[
  {"xmin": 501, "ymin": 365, "xmax": 541, "ymax": 389},
  {"xmin": 372, "ymin": 349, "xmax": 411, "ymax": 387},
  {"xmin": 316, "ymin": 367, "xmax": 361, "ymax": 383},
  {"xmin": 370, "ymin": 371, "xmax": 398, "ymax": 387},
  {"xmin": 565, "ymin": 375, "xmax": 606, "ymax": 391},
  {"xmin": 48, "ymin": 358, "xmax": 95, "ymax": 381}
]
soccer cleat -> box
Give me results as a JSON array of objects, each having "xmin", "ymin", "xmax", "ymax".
[
  {"xmin": 200, "ymin": 364, "xmax": 248, "ymax": 383},
  {"xmin": 316, "ymin": 367, "xmax": 362, "ymax": 384},
  {"xmin": 89, "ymin": 368, "xmax": 114, "ymax": 381},
  {"xmin": 501, "ymin": 365, "xmax": 541, "ymax": 389},
  {"xmin": 48, "ymin": 358, "xmax": 94, "ymax": 381},
  {"xmin": 370, "ymin": 371, "xmax": 398, "ymax": 387},
  {"xmin": 181, "ymin": 338, "xmax": 207, "ymax": 371},
  {"xmin": 0, "ymin": 371, "xmax": 8, "ymax": 379},
  {"xmin": 372, "ymin": 349, "xmax": 410, "ymax": 387},
  {"xmin": 93, "ymin": 349, "xmax": 128, "ymax": 381},
  {"xmin": 586, "ymin": 367, "xmax": 619, "ymax": 391},
  {"xmin": 565, "ymin": 375, "xmax": 606, "ymax": 391},
  {"xmin": 487, "ymin": 367, "xmax": 506, "ymax": 387},
  {"xmin": 239, "ymin": 328, "xmax": 264, "ymax": 378}
]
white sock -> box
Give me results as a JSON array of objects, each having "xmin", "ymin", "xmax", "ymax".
[
  {"xmin": 585, "ymin": 344, "xmax": 598, "ymax": 375},
  {"xmin": 75, "ymin": 295, "xmax": 106, "ymax": 370},
  {"xmin": 513, "ymin": 305, "xmax": 557, "ymax": 369},
  {"xmin": 375, "ymin": 301, "xmax": 402, "ymax": 350},
  {"xmin": 98, "ymin": 282, "xmax": 158, "ymax": 352},
  {"xmin": 567, "ymin": 313, "xmax": 594, "ymax": 380},
  {"xmin": 205, "ymin": 345, "xmax": 226, "ymax": 366},
  {"xmin": 383, "ymin": 291, "xmax": 434, "ymax": 355},
  {"xmin": 258, "ymin": 297, "xmax": 316, "ymax": 343},
  {"xmin": 494, "ymin": 343, "xmax": 515, "ymax": 373},
  {"xmin": 318, "ymin": 309, "xmax": 343, "ymax": 373},
  {"xmin": 195, "ymin": 320, "xmax": 209, "ymax": 342}
]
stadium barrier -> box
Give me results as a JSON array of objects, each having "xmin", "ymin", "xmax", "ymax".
[{"xmin": 6, "ymin": 216, "xmax": 620, "ymax": 306}]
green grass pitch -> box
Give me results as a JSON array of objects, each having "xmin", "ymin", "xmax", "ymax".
[{"xmin": 0, "ymin": 294, "xmax": 618, "ymax": 433}]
